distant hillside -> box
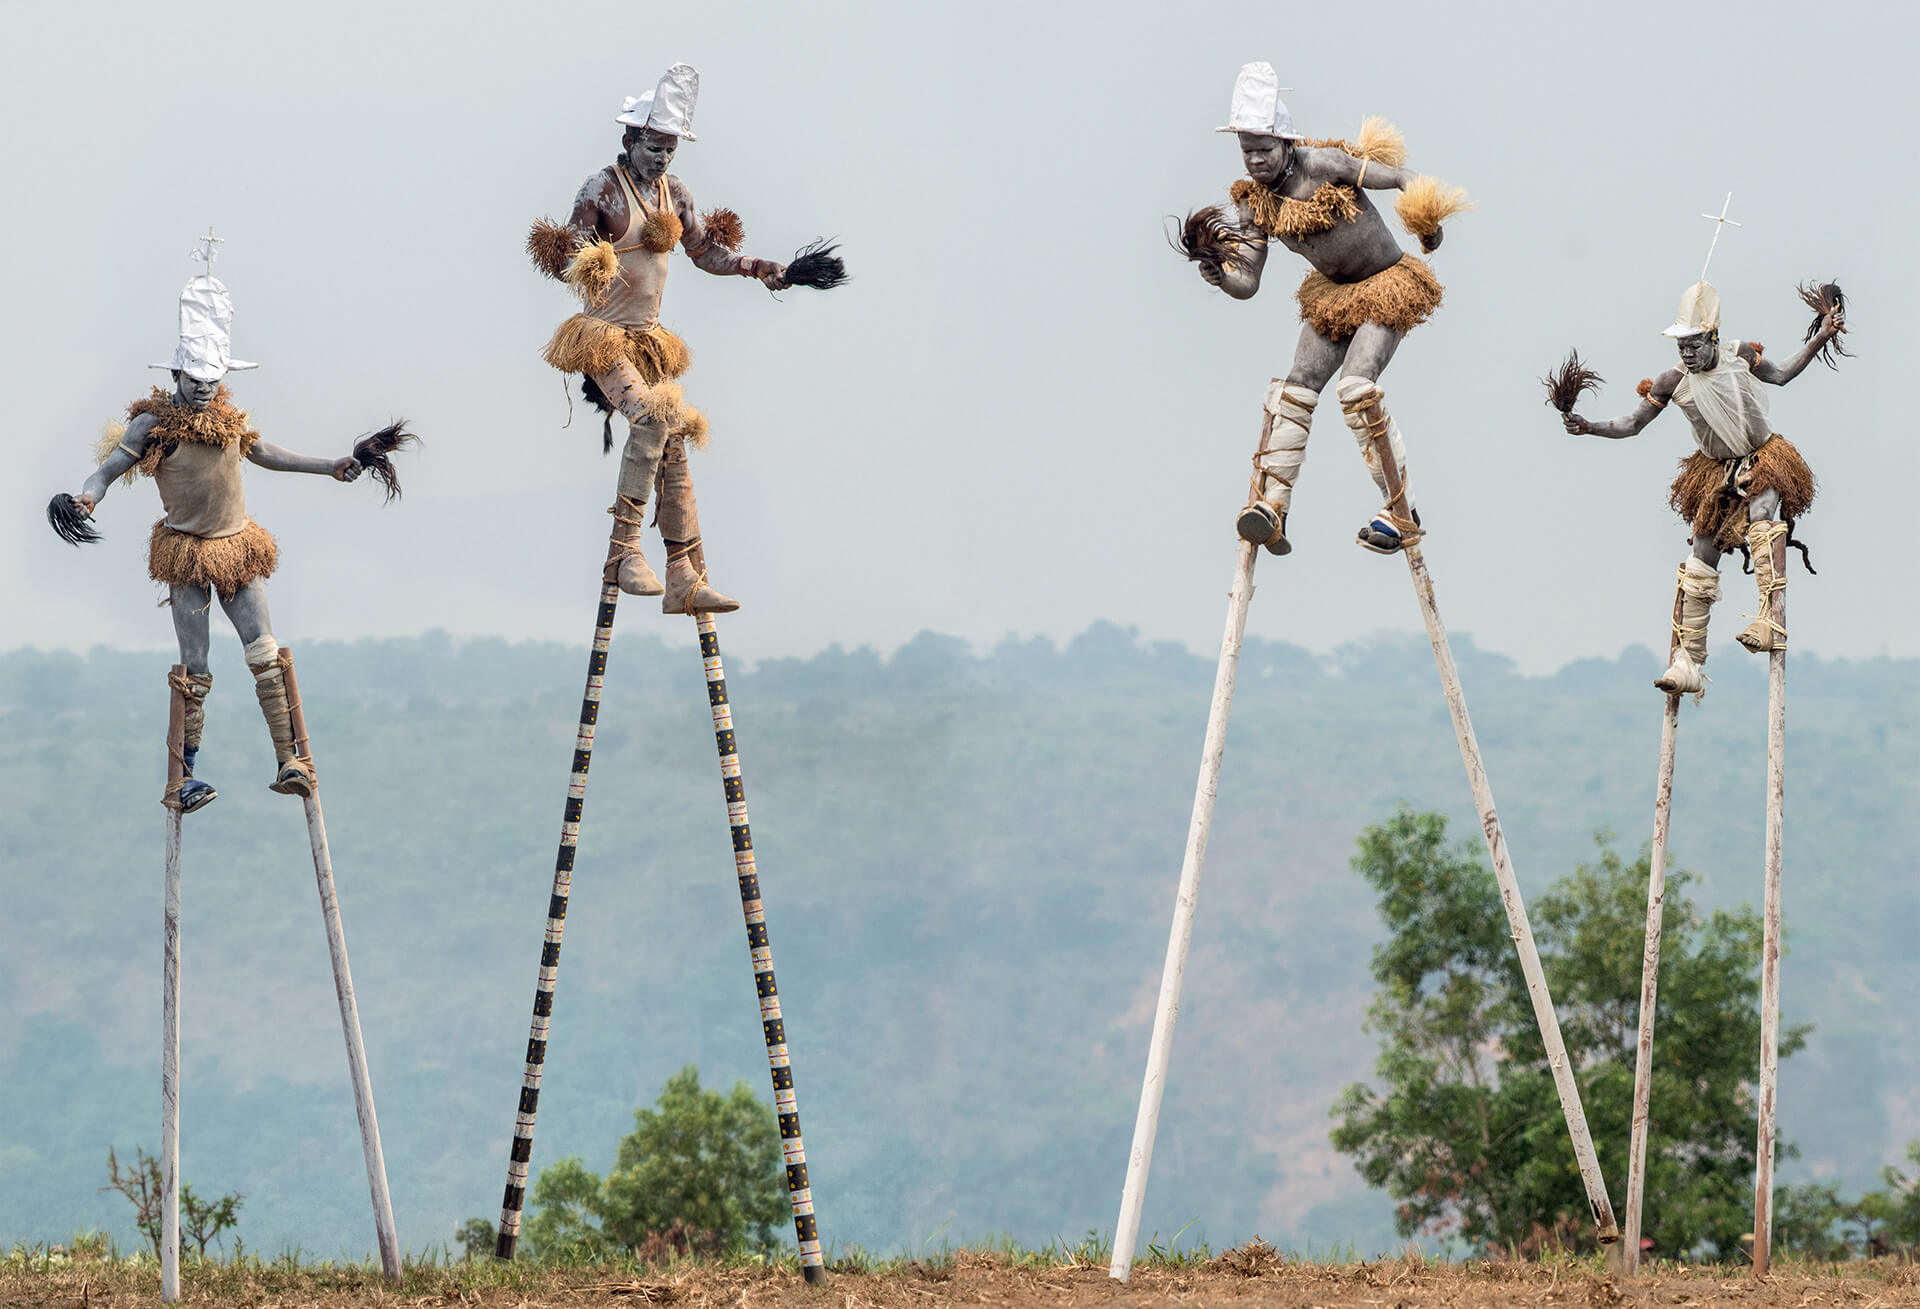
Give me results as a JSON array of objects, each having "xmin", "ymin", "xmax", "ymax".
[{"xmin": 1, "ymin": 626, "xmax": 1914, "ymax": 1259}]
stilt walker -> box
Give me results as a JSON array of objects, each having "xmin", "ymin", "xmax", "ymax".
[
  {"xmin": 496, "ymin": 67, "xmax": 844, "ymax": 1279},
  {"xmin": 1550, "ymin": 201, "xmax": 1846, "ymax": 1272},
  {"xmin": 1114, "ymin": 65, "xmax": 1616, "ymax": 1281},
  {"xmin": 48, "ymin": 232, "xmax": 418, "ymax": 1283}
]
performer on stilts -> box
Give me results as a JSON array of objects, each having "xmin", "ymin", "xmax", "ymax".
[
  {"xmin": 1550, "ymin": 241, "xmax": 1846, "ymax": 1276},
  {"xmin": 45, "ymin": 234, "xmax": 416, "ymax": 1289},
  {"xmin": 1555, "ymin": 278, "xmax": 1844, "ymax": 695},
  {"xmin": 50, "ymin": 237, "xmax": 416, "ymax": 808},
  {"xmin": 1114, "ymin": 66, "xmax": 1619, "ymax": 1283},
  {"xmin": 527, "ymin": 62, "xmax": 846, "ymax": 615},
  {"xmin": 1174, "ymin": 61, "xmax": 1469, "ymax": 556},
  {"xmin": 498, "ymin": 67, "xmax": 844, "ymax": 1278}
]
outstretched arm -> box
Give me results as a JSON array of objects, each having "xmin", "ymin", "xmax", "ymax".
[
  {"xmin": 247, "ymin": 441, "xmax": 360, "ymax": 481},
  {"xmin": 74, "ymin": 414, "xmax": 156, "ymax": 513},
  {"xmin": 1749, "ymin": 304, "xmax": 1845, "ymax": 385},
  {"xmin": 1311, "ymin": 148, "xmax": 1416, "ymax": 192},
  {"xmin": 670, "ymin": 177, "xmax": 789, "ymax": 289},
  {"xmin": 1564, "ymin": 369, "xmax": 1679, "ymax": 439}
]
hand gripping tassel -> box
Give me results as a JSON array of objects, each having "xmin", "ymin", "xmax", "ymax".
[
  {"xmin": 697, "ymin": 613, "xmax": 826, "ymax": 1284},
  {"xmin": 495, "ymin": 581, "xmax": 619, "ymax": 1259}
]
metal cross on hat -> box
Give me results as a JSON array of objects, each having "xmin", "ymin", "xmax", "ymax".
[
  {"xmin": 190, "ymin": 226, "xmax": 224, "ymax": 279},
  {"xmin": 1698, "ymin": 193, "xmax": 1741, "ymax": 282}
]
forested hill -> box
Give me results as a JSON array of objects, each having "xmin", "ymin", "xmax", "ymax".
[{"xmin": 2, "ymin": 627, "xmax": 1914, "ymax": 1259}]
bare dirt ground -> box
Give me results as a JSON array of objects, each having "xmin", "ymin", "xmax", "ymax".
[{"xmin": 5, "ymin": 1246, "xmax": 1918, "ymax": 1309}]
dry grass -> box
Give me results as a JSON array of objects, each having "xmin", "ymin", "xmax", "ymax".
[{"xmin": 6, "ymin": 1241, "xmax": 1918, "ymax": 1309}]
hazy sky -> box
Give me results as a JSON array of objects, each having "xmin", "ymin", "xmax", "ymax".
[{"xmin": 7, "ymin": 1, "xmax": 1911, "ymax": 672}]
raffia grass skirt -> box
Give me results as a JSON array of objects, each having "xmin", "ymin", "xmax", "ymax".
[
  {"xmin": 1296, "ymin": 254, "xmax": 1444, "ymax": 340},
  {"xmin": 148, "ymin": 519, "xmax": 278, "ymax": 598},
  {"xmin": 1668, "ymin": 435, "xmax": 1816, "ymax": 548},
  {"xmin": 542, "ymin": 314, "xmax": 691, "ymax": 383}
]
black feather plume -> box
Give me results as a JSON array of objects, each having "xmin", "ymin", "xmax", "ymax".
[
  {"xmin": 1797, "ymin": 280, "xmax": 1850, "ymax": 369},
  {"xmin": 48, "ymin": 493, "xmax": 101, "ymax": 545},
  {"xmin": 1169, "ymin": 205, "xmax": 1236, "ymax": 269},
  {"xmin": 581, "ymin": 376, "xmax": 616, "ymax": 453},
  {"xmin": 1543, "ymin": 350, "xmax": 1604, "ymax": 413},
  {"xmin": 350, "ymin": 421, "xmax": 420, "ymax": 503},
  {"xmin": 784, "ymin": 239, "xmax": 848, "ymax": 290}
]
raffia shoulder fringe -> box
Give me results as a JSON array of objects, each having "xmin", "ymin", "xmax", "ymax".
[
  {"xmin": 125, "ymin": 388, "xmax": 259, "ymax": 477},
  {"xmin": 1231, "ymin": 178, "xmax": 1360, "ymax": 239},
  {"xmin": 1668, "ymin": 435, "xmax": 1816, "ymax": 550},
  {"xmin": 542, "ymin": 314, "xmax": 692, "ymax": 383},
  {"xmin": 1296, "ymin": 254, "xmax": 1443, "ymax": 340},
  {"xmin": 1298, "ymin": 117, "xmax": 1409, "ymax": 167},
  {"xmin": 148, "ymin": 518, "xmax": 279, "ymax": 598}
]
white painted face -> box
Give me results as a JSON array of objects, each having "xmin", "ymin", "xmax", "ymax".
[
  {"xmin": 1238, "ymin": 132, "xmax": 1292, "ymax": 187},
  {"xmin": 623, "ymin": 126, "xmax": 678, "ymax": 183},
  {"xmin": 173, "ymin": 371, "xmax": 220, "ymax": 409},
  {"xmin": 1676, "ymin": 333, "xmax": 1719, "ymax": 374}
]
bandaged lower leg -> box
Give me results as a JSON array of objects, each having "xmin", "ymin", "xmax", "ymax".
[
  {"xmin": 1237, "ymin": 382, "xmax": 1317, "ymax": 553},
  {"xmin": 1736, "ymin": 520, "xmax": 1789, "ymax": 654},
  {"xmin": 655, "ymin": 439, "xmax": 738, "ymax": 615},
  {"xmin": 595, "ymin": 361, "xmax": 679, "ymax": 595},
  {"xmin": 1655, "ymin": 557, "xmax": 1720, "ymax": 696},
  {"xmin": 166, "ymin": 669, "xmax": 217, "ymax": 812},
  {"xmin": 1336, "ymin": 378, "xmax": 1419, "ymax": 551},
  {"xmin": 245, "ymin": 635, "xmax": 314, "ymax": 796}
]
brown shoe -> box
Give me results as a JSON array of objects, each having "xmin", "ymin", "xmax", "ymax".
[
  {"xmin": 1235, "ymin": 502, "xmax": 1292, "ymax": 555},
  {"xmin": 269, "ymin": 757, "xmax": 317, "ymax": 797}
]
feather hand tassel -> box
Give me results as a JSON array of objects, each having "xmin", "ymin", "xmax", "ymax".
[
  {"xmin": 1797, "ymin": 279, "xmax": 1850, "ymax": 369},
  {"xmin": 784, "ymin": 239, "xmax": 848, "ymax": 290},
  {"xmin": 563, "ymin": 239, "xmax": 621, "ymax": 307},
  {"xmin": 1543, "ymin": 351, "xmax": 1603, "ymax": 413},
  {"xmin": 349, "ymin": 421, "xmax": 420, "ymax": 503},
  {"xmin": 1395, "ymin": 176, "xmax": 1473, "ymax": 238},
  {"xmin": 1169, "ymin": 205, "xmax": 1240, "ymax": 270},
  {"xmin": 48, "ymin": 493, "xmax": 101, "ymax": 545}
]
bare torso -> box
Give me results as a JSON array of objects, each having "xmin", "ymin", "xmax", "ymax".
[{"xmin": 1249, "ymin": 149, "xmax": 1408, "ymax": 284}]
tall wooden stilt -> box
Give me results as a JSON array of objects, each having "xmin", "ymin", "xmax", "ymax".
[
  {"xmin": 1624, "ymin": 592, "xmax": 1687, "ymax": 1274},
  {"xmin": 695, "ymin": 613, "xmax": 828, "ymax": 1285},
  {"xmin": 1359, "ymin": 399, "xmax": 1619, "ymax": 1244},
  {"xmin": 1111, "ymin": 533, "xmax": 1262, "ymax": 1282},
  {"xmin": 279, "ymin": 652, "xmax": 402, "ymax": 1280},
  {"xmin": 495, "ymin": 580, "xmax": 620, "ymax": 1258},
  {"xmin": 1752, "ymin": 532, "xmax": 1788, "ymax": 1277},
  {"xmin": 161, "ymin": 668, "xmax": 187, "ymax": 1303}
]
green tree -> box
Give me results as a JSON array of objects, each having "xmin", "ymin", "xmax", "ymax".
[
  {"xmin": 523, "ymin": 1066, "xmax": 786, "ymax": 1260},
  {"xmin": 1331, "ymin": 810, "xmax": 1806, "ymax": 1257},
  {"xmin": 1771, "ymin": 1181, "xmax": 1846, "ymax": 1259}
]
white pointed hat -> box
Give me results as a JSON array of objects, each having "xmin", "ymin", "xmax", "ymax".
[
  {"xmin": 1216, "ymin": 61, "xmax": 1304, "ymax": 139},
  {"xmin": 1662, "ymin": 280, "xmax": 1721, "ymax": 338},
  {"xmin": 615, "ymin": 63, "xmax": 699, "ymax": 141},
  {"xmin": 150, "ymin": 265, "xmax": 256, "ymax": 382}
]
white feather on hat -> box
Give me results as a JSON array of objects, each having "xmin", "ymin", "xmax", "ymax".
[
  {"xmin": 1216, "ymin": 61, "xmax": 1304, "ymax": 139},
  {"xmin": 615, "ymin": 63, "xmax": 700, "ymax": 141}
]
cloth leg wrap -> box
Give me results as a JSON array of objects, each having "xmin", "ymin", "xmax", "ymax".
[
  {"xmin": 168, "ymin": 670, "xmax": 213, "ymax": 753},
  {"xmin": 1739, "ymin": 520, "xmax": 1789, "ymax": 651},
  {"xmin": 248, "ymin": 643, "xmax": 298, "ymax": 767},
  {"xmin": 1674, "ymin": 556, "xmax": 1720, "ymax": 667},
  {"xmin": 1335, "ymin": 377, "xmax": 1418, "ymax": 518},
  {"xmin": 1253, "ymin": 383, "xmax": 1317, "ymax": 512},
  {"xmin": 592, "ymin": 357, "xmax": 673, "ymax": 505},
  {"xmin": 654, "ymin": 438, "xmax": 701, "ymax": 543}
]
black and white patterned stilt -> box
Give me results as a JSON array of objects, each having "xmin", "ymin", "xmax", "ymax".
[
  {"xmin": 495, "ymin": 580, "xmax": 619, "ymax": 1259},
  {"xmin": 696, "ymin": 613, "xmax": 826, "ymax": 1283}
]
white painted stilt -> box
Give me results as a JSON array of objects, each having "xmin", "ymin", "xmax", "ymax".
[
  {"xmin": 1624, "ymin": 593, "xmax": 1687, "ymax": 1275},
  {"xmin": 280, "ymin": 653, "xmax": 402, "ymax": 1280},
  {"xmin": 1752, "ymin": 535, "xmax": 1788, "ymax": 1278},
  {"xmin": 161, "ymin": 667, "xmax": 186, "ymax": 1302},
  {"xmin": 1358, "ymin": 399, "xmax": 1619, "ymax": 1243},
  {"xmin": 1109, "ymin": 536, "xmax": 1259, "ymax": 1282}
]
